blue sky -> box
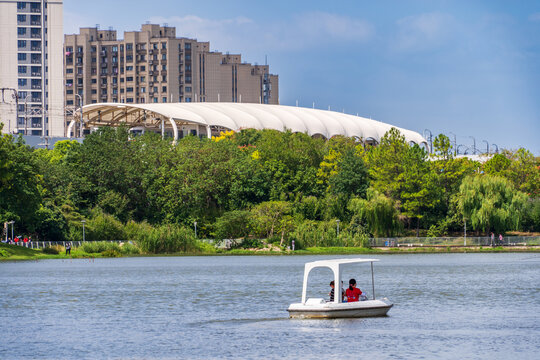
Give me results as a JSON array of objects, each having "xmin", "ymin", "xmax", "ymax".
[{"xmin": 65, "ymin": 0, "xmax": 540, "ymax": 153}]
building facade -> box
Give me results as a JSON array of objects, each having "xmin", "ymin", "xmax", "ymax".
[
  {"xmin": 64, "ymin": 24, "xmax": 278, "ymax": 111},
  {"xmin": 0, "ymin": 0, "xmax": 64, "ymax": 136}
]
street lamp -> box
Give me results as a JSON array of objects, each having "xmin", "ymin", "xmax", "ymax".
[
  {"xmin": 194, "ymin": 221, "xmax": 197, "ymax": 238},
  {"xmin": 469, "ymin": 136, "xmax": 476, "ymax": 155},
  {"xmin": 9, "ymin": 221, "xmax": 14, "ymax": 241},
  {"xmin": 24, "ymin": 94, "xmax": 31, "ymax": 135},
  {"xmin": 482, "ymin": 140, "xmax": 489, "ymax": 155},
  {"xmin": 81, "ymin": 220, "xmax": 86, "ymax": 242},
  {"xmin": 75, "ymin": 94, "xmax": 83, "ymax": 138}
]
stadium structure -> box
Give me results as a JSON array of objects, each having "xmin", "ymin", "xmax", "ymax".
[{"xmin": 71, "ymin": 102, "xmax": 427, "ymax": 146}]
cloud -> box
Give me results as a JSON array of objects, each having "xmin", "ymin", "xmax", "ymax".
[
  {"xmin": 148, "ymin": 12, "xmax": 373, "ymax": 54},
  {"xmin": 529, "ymin": 13, "xmax": 540, "ymax": 22},
  {"xmin": 393, "ymin": 13, "xmax": 456, "ymax": 52}
]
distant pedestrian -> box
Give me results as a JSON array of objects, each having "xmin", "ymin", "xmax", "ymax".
[
  {"xmin": 490, "ymin": 232, "xmax": 494, "ymax": 247},
  {"xmin": 65, "ymin": 242, "xmax": 71, "ymax": 255},
  {"xmin": 498, "ymin": 234, "xmax": 503, "ymax": 246}
]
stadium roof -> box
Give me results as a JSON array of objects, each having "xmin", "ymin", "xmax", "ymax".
[{"xmin": 76, "ymin": 102, "xmax": 427, "ymax": 145}]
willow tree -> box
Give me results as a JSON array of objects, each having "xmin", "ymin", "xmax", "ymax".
[
  {"xmin": 458, "ymin": 175, "xmax": 528, "ymax": 233},
  {"xmin": 348, "ymin": 188, "xmax": 401, "ymax": 237}
]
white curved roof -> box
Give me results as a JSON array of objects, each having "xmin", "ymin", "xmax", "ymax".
[{"xmin": 82, "ymin": 102, "xmax": 427, "ymax": 145}]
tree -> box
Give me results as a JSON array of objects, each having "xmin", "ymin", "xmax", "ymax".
[
  {"xmin": 364, "ymin": 128, "xmax": 409, "ymax": 201},
  {"xmin": 250, "ymin": 201, "xmax": 292, "ymax": 239},
  {"xmin": 458, "ymin": 175, "xmax": 528, "ymax": 233},
  {"xmin": 348, "ymin": 189, "xmax": 401, "ymax": 237},
  {"xmin": 329, "ymin": 149, "xmax": 369, "ymax": 198}
]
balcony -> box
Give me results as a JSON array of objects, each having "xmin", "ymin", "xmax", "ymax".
[
  {"xmin": 31, "ymin": 72, "xmax": 41, "ymax": 76},
  {"xmin": 31, "ymin": 84, "xmax": 41, "ymax": 89},
  {"xmin": 31, "ymin": 33, "xmax": 41, "ymax": 38},
  {"xmin": 31, "ymin": 46, "xmax": 41, "ymax": 51},
  {"xmin": 31, "ymin": 21, "xmax": 40, "ymax": 25},
  {"xmin": 31, "ymin": 59, "xmax": 41, "ymax": 64},
  {"xmin": 30, "ymin": 8, "xmax": 41, "ymax": 13}
]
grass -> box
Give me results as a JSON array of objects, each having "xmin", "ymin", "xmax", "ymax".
[{"xmin": 1, "ymin": 242, "xmax": 539, "ymax": 261}]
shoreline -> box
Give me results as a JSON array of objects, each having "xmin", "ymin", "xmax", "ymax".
[{"xmin": 1, "ymin": 244, "xmax": 539, "ymax": 261}]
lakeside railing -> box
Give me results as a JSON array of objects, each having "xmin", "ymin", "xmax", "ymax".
[{"xmin": 4, "ymin": 236, "xmax": 540, "ymax": 250}]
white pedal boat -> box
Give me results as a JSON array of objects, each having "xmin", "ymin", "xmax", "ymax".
[{"xmin": 287, "ymin": 258, "xmax": 393, "ymax": 318}]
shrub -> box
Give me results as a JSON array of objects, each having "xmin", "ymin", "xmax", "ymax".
[
  {"xmin": 135, "ymin": 224, "xmax": 197, "ymax": 254},
  {"xmin": 119, "ymin": 242, "xmax": 140, "ymax": 255},
  {"xmin": 43, "ymin": 246, "xmax": 59, "ymax": 254},
  {"xmin": 102, "ymin": 249, "xmax": 121, "ymax": 257},
  {"xmin": 80, "ymin": 241, "xmax": 120, "ymax": 254}
]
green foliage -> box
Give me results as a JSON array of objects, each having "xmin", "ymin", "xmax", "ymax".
[
  {"xmin": 42, "ymin": 246, "xmax": 59, "ymax": 254},
  {"xmin": 212, "ymin": 210, "xmax": 252, "ymax": 240},
  {"xmin": 85, "ymin": 210, "xmax": 126, "ymax": 241},
  {"xmin": 79, "ymin": 241, "xmax": 121, "ymax": 254},
  {"xmin": 135, "ymin": 224, "xmax": 197, "ymax": 254},
  {"xmin": 458, "ymin": 175, "xmax": 528, "ymax": 232},
  {"xmin": 328, "ymin": 149, "xmax": 369, "ymax": 198},
  {"xmin": 348, "ymin": 189, "xmax": 402, "ymax": 237}
]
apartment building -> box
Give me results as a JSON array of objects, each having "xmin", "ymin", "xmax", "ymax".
[
  {"xmin": 64, "ymin": 24, "xmax": 278, "ymax": 108},
  {"xmin": 0, "ymin": 0, "xmax": 64, "ymax": 136}
]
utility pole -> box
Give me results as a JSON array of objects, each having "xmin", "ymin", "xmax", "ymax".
[
  {"xmin": 75, "ymin": 94, "xmax": 83, "ymax": 137},
  {"xmin": 1, "ymin": 88, "xmax": 19, "ymax": 134}
]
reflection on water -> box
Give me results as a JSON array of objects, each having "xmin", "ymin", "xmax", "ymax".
[{"xmin": 1, "ymin": 254, "xmax": 539, "ymax": 359}]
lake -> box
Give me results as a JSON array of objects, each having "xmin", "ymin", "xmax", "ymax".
[{"xmin": 1, "ymin": 254, "xmax": 539, "ymax": 359}]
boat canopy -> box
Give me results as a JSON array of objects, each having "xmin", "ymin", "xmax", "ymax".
[{"xmin": 301, "ymin": 258, "xmax": 379, "ymax": 304}]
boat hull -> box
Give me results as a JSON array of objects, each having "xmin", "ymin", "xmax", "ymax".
[{"xmin": 288, "ymin": 299, "xmax": 393, "ymax": 319}]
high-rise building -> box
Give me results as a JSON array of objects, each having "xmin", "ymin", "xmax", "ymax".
[
  {"xmin": 0, "ymin": 0, "xmax": 64, "ymax": 136},
  {"xmin": 63, "ymin": 24, "xmax": 278, "ymax": 109}
]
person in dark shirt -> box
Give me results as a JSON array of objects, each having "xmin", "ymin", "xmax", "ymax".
[{"xmin": 329, "ymin": 280, "xmax": 345, "ymax": 302}]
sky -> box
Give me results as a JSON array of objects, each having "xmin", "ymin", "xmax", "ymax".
[{"xmin": 64, "ymin": 0, "xmax": 540, "ymax": 154}]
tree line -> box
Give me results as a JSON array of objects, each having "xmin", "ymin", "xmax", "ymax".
[{"xmin": 1, "ymin": 123, "xmax": 538, "ymax": 250}]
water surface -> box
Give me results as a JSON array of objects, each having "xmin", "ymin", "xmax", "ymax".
[{"xmin": 1, "ymin": 254, "xmax": 539, "ymax": 359}]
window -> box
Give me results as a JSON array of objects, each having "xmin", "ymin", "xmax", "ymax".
[
  {"xmin": 92, "ymin": 57, "xmax": 96, "ymax": 63},
  {"xmin": 126, "ymin": 55, "xmax": 133, "ymax": 62},
  {"xmin": 77, "ymin": 46, "xmax": 83, "ymax": 53},
  {"xmin": 30, "ymin": 15, "xmax": 40, "ymax": 24},
  {"xmin": 162, "ymin": 54, "xmax": 166, "ymax": 60},
  {"xmin": 65, "ymin": 46, "xmax": 73, "ymax": 53},
  {"xmin": 185, "ymin": 55, "xmax": 191, "ymax": 61},
  {"xmin": 18, "ymin": 40, "xmax": 27, "ymax": 48},
  {"xmin": 91, "ymin": 89, "xmax": 97, "ymax": 94},
  {"xmin": 18, "ymin": 53, "xmax": 27, "ymax": 61},
  {"xmin": 17, "ymin": 15, "xmax": 26, "ymax": 22},
  {"xmin": 153, "ymin": 87, "xmax": 158, "ymax": 92},
  {"xmin": 140, "ymin": 65, "xmax": 146, "ymax": 71},
  {"xmin": 153, "ymin": 43, "xmax": 158, "ymax": 50},
  {"xmin": 112, "ymin": 78, "xmax": 118, "ymax": 84},
  {"xmin": 185, "ymin": 86, "xmax": 192, "ymax": 92},
  {"xmin": 127, "ymin": 98, "xmax": 134, "ymax": 103},
  {"xmin": 185, "ymin": 76, "xmax": 191, "ymax": 83},
  {"xmin": 77, "ymin": 78, "xmax": 83, "ymax": 85},
  {"xmin": 185, "ymin": 43, "xmax": 191, "ymax": 50},
  {"xmin": 30, "ymin": 2, "xmax": 40, "ymax": 11},
  {"xmin": 66, "ymin": 100, "xmax": 74, "ymax": 105},
  {"xmin": 126, "ymin": 44, "xmax": 133, "ymax": 50},
  {"xmin": 161, "ymin": 42, "xmax": 166, "ymax": 49},
  {"xmin": 120, "ymin": 44, "xmax": 124, "ymax": 51},
  {"xmin": 112, "ymin": 56, "xmax": 117, "ymax": 63},
  {"xmin": 153, "ymin": 97, "xmax": 158, "ymax": 103},
  {"xmin": 101, "ymin": 78, "xmax": 107, "ymax": 85},
  {"xmin": 162, "ymin": 65, "xmax": 166, "ymax": 70},
  {"xmin": 186, "ymin": 64, "xmax": 191, "ymax": 71},
  {"xmin": 17, "ymin": 2, "xmax": 26, "ymax": 10},
  {"xmin": 140, "ymin": 87, "xmax": 146, "ymax": 93},
  {"xmin": 126, "ymin": 87, "xmax": 133, "ymax": 92},
  {"xmin": 18, "ymin": 78, "xmax": 27, "ymax": 87},
  {"xmin": 91, "ymin": 46, "xmax": 97, "ymax": 52},
  {"xmin": 112, "ymin": 89, "xmax": 118, "ymax": 94},
  {"xmin": 163, "ymin": 97, "xmax": 167, "ymax": 102},
  {"xmin": 162, "ymin": 86, "xmax": 167, "ymax": 92},
  {"xmin": 66, "ymin": 68, "xmax": 73, "ymax": 73},
  {"xmin": 18, "ymin": 66, "xmax": 27, "ymax": 74},
  {"xmin": 66, "ymin": 89, "xmax": 73, "ymax": 94},
  {"xmin": 126, "ymin": 76, "xmax": 133, "ymax": 82},
  {"xmin": 162, "ymin": 75, "xmax": 166, "ymax": 82},
  {"xmin": 18, "ymin": 27, "xmax": 27, "ymax": 35},
  {"xmin": 140, "ymin": 76, "xmax": 145, "ymax": 82},
  {"xmin": 139, "ymin": 55, "xmax": 145, "ymax": 61},
  {"xmin": 126, "ymin": 66, "xmax": 133, "ymax": 71},
  {"xmin": 77, "ymin": 68, "xmax": 83, "ymax": 75},
  {"xmin": 186, "ymin": 97, "xmax": 192, "ymax": 102},
  {"xmin": 112, "ymin": 46, "xmax": 118, "ymax": 52},
  {"xmin": 91, "ymin": 79, "xmax": 97, "ymax": 84}
]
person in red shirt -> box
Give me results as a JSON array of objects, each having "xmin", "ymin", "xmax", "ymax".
[{"xmin": 345, "ymin": 278, "xmax": 362, "ymax": 302}]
